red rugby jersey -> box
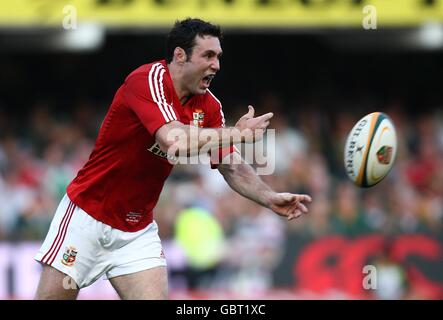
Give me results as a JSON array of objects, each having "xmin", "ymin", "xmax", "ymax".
[{"xmin": 67, "ymin": 60, "xmax": 230, "ymax": 232}]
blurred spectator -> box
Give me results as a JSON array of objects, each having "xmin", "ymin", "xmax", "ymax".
[
  {"xmin": 222, "ymin": 202, "xmax": 285, "ymax": 296},
  {"xmin": 330, "ymin": 182, "xmax": 373, "ymax": 237},
  {"xmin": 372, "ymin": 245, "xmax": 409, "ymax": 300},
  {"xmin": 173, "ymin": 206, "xmax": 226, "ymax": 290},
  {"xmin": 0, "ymin": 93, "xmax": 442, "ymax": 299}
]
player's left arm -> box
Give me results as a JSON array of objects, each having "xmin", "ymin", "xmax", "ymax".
[{"xmin": 217, "ymin": 151, "xmax": 312, "ymax": 221}]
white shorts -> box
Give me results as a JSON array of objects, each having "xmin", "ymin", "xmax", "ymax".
[{"xmin": 35, "ymin": 194, "xmax": 167, "ymax": 288}]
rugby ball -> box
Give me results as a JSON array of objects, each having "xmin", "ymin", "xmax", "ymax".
[{"xmin": 344, "ymin": 112, "xmax": 397, "ymax": 187}]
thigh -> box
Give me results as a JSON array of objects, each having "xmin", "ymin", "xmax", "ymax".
[
  {"xmin": 35, "ymin": 264, "xmax": 79, "ymax": 300},
  {"xmin": 35, "ymin": 195, "xmax": 109, "ymax": 289},
  {"xmin": 109, "ymin": 266, "xmax": 168, "ymax": 300}
]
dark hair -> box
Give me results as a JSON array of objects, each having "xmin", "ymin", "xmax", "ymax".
[{"xmin": 165, "ymin": 18, "xmax": 223, "ymax": 63}]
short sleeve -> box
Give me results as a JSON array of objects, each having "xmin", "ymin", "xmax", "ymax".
[{"xmin": 124, "ymin": 65, "xmax": 178, "ymax": 136}]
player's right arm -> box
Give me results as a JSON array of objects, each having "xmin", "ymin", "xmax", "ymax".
[
  {"xmin": 155, "ymin": 106, "xmax": 273, "ymax": 157},
  {"xmin": 124, "ymin": 65, "xmax": 272, "ymax": 157}
]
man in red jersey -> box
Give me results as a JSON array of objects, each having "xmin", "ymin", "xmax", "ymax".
[{"xmin": 34, "ymin": 18, "xmax": 312, "ymax": 299}]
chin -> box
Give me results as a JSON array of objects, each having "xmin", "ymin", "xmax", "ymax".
[{"xmin": 194, "ymin": 88, "xmax": 207, "ymax": 95}]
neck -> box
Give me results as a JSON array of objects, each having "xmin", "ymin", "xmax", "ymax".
[{"xmin": 168, "ymin": 62, "xmax": 190, "ymax": 105}]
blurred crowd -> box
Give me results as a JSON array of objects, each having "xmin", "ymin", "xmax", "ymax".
[{"xmin": 1, "ymin": 93, "xmax": 443, "ymax": 299}]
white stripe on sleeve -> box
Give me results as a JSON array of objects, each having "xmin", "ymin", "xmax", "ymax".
[
  {"xmin": 158, "ymin": 68, "xmax": 177, "ymax": 121},
  {"xmin": 207, "ymin": 89, "xmax": 225, "ymax": 127},
  {"xmin": 148, "ymin": 63, "xmax": 171, "ymax": 122}
]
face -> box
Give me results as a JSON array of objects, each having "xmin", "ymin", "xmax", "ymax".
[{"xmin": 181, "ymin": 35, "xmax": 222, "ymax": 96}]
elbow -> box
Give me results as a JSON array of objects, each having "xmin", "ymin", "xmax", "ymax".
[
  {"xmin": 155, "ymin": 120, "xmax": 190, "ymax": 156},
  {"xmin": 156, "ymin": 123, "xmax": 189, "ymax": 156}
]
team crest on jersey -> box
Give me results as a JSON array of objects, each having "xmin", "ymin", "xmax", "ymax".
[
  {"xmin": 193, "ymin": 109, "xmax": 205, "ymax": 127},
  {"xmin": 61, "ymin": 246, "xmax": 78, "ymax": 266}
]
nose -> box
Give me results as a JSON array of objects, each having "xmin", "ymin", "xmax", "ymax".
[{"xmin": 211, "ymin": 58, "xmax": 220, "ymax": 72}]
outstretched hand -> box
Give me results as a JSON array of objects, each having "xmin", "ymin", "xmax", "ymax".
[
  {"xmin": 234, "ymin": 105, "xmax": 273, "ymax": 143},
  {"xmin": 267, "ymin": 193, "xmax": 312, "ymax": 221}
]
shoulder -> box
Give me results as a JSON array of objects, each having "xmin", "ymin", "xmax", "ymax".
[
  {"xmin": 125, "ymin": 61, "xmax": 166, "ymax": 83},
  {"xmin": 202, "ymin": 89, "xmax": 226, "ymax": 127},
  {"xmin": 124, "ymin": 61, "xmax": 170, "ymax": 96},
  {"xmin": 204, "ymin": 89, "xmax": 223, "ymax": 111}
]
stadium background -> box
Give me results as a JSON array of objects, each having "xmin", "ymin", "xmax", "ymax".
[{"xmin": 1, "ymin": 0, "xmax": 443, "ymax": 299}]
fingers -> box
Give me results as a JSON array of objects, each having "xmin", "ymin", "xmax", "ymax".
[
  {"xmin": 256, "ymin": 112, "xmax": 274, "ymax": 122},
  {"xmin": 256, "ymin": 113, "xmax": 274, "ymax": 131},
  {"xmin": 291, "ymin": 196, "xmax": 310, "ymax": 215},
  {"xmin": 288, "ymin": 207, "xmax": 308, "ymax": 220},
  {"xmin": 237, "ymin": 106, "xmax": 273, "ymax": 142},
  {"xmin": 239, "ymin": 106, "xmax": 255, "ymax": 121},
  {"xmin": 263, "ymin": 112, "xmax": 274, "ymax": 121},
  {"xmin": 287, "ymin": 209, "xmax": 303, "ymax": 221},
  {"xmin": 285, "ymin": 194, "xmax": 313, "ymax": 221},
  {"xmin": 282, "ymin": 193, "xmax": 296, "ymax": 203},
  {"xmin": 281, "ymin": 193, "xmax": 311, "ymax": 204},
  {"xmin": 296, "ymin": 194, "xmax": 312, "ymax": 203},
  {"xmin": 247, "ymin": 105, "xmax": 255, "ymax": 118},
  {"xmin": 297, "ymin": 202, "xmax": 308, "ymax": 213},
  {"xmin": 244, "ymin": 106, "xmax": 272, "ymax": 122}
]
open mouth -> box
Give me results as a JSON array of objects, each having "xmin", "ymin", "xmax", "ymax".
[{"xmin": 202, "ymin": 74, "xmax": 215, "ymax": 88}]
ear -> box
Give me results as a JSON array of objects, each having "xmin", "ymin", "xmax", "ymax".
[{"xmin": 173, "ymin": 47, "xmax": 187, "ymax": 64}]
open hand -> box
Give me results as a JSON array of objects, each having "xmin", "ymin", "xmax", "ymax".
[
  {"xmin": 267, "ymin": 192, "xmax": 312, "ymax": 221},
  {"xmin": 234, "ymin": 105, "xmax": 273, "ymax": 143}
]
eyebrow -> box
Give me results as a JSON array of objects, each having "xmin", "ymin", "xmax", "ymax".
[{"xmin": 202, "ymin": 49, "xmax": 223, "ymax": 57}]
